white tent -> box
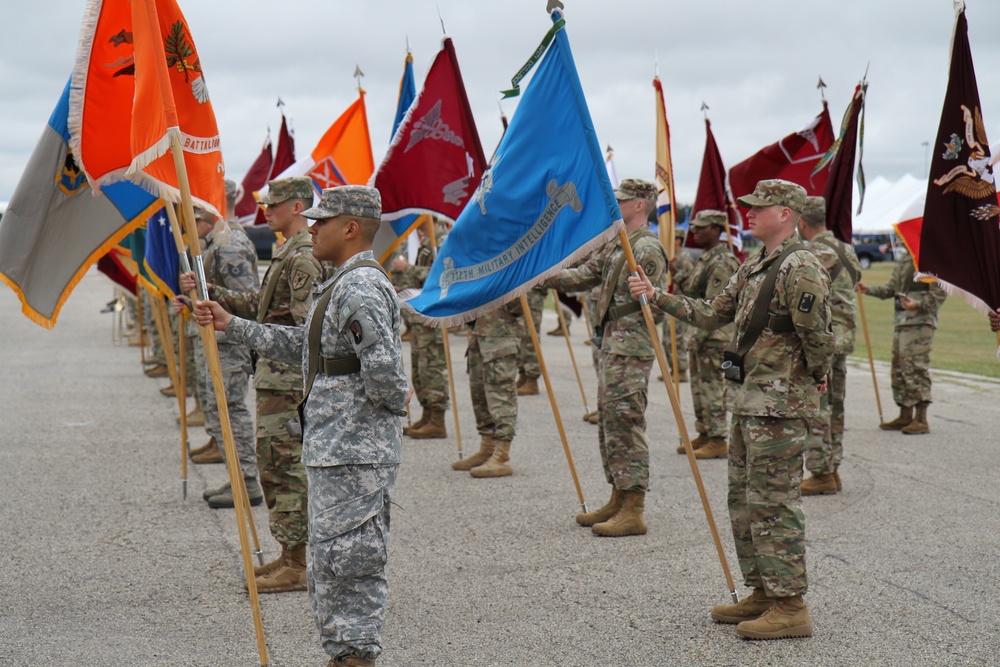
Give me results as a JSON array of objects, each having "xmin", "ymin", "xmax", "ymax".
[{"xmin": 851, "ymin": 174, "xmax": 925, "ymax": 233}]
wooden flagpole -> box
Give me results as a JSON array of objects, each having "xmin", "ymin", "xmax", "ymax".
[
  {"xmin": 856, "ymin": 286, "xmax": 884, "ymax": 423},
  {"xmin": 427, "ymin": 223, "xmax": 463, "ymax": 457},
  {"xmin": 137, "ymin": 292, "xmax": 147, "ymax": 364},
  {"xmin": 178, "ymin": 309, "xmax": 189, "ymax": 500},
  {"xmin": 520, "ymin": 293, "xmax": 588, "ymax": 511},
  {"xmin": 618, "ymin": 228, "xmax": 737, "ymax": 602},
  {"xmin": 549, "ymin": 290, "xmax": 590, "ymax": 416}
]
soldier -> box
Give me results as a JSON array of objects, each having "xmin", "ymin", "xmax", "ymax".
[
  {"xmin": 630, "ymin": 179, "xmax": 833, "ymax": 638},
  {"xmin": 662, "ymin": 225, "xmax": 694, "ymax": 383},
  {"xmin": 859, "ymin": 251, "xmax": 946, "ymax": 435},
  {"xmin": 797, "ymin": 196, "xmax": 862, "ymax": 494},
  {"xmin": 451, "ymin": 299, "xmax": 526, "ymax": 478},
  {"xmin": 681, "ymin": 210, "xmax": 741, "ymax": 459},
  {"xmin": 196, "ymin": 185, "xmax": 409, "ymax": 667},
  {"xmin": 546, "ymin": 178, "xmax": 668, "ymax": 537},
  {"xmin": 182, "ymin": 176, "xmax": 322, "ymax": 593},
  {"xmin": 515, "ymin": 284, "xmax": 547, "ymax": 396},
  {"xmin": 391, "ymin": 218, "xmax": 450, "ymax": 439}
]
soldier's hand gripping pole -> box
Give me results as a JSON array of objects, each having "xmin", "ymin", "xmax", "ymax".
[
  {"xmin": 856, "ymin": 285, "xmax": 883, "ymax": 423},
  {"xmin": 521, "ymin": 293, "xmax": 588, "ymax": 513},
  {"xmin": 550, "ymin": 290, "xmax": 590, "ymax": 416},
  {"xmin": 618, "ymin": 228, "xmax": 738, "ymax": 603}
]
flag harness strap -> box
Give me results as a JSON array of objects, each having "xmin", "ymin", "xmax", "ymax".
[{"xmin": 815, "ymin": 237, "xmax": 860, "ymax": 286}]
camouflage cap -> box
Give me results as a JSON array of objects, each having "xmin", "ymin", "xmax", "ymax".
[
  {"xmin": 614, "ymin": 178, "xmax": 657, "ymax": 202},
  {"xmin": 801, "ymin": 196, "xmax": 826, "ymax": 225},
  {"xmin": 674, "ymin": 226, "xmax": 688, "ymax": 239},
  {"xmin": 224, "ymin": 179, "xmax": 239, "ymax": 203},
  {"xmin": 690, "ymin": 209, "xmax": 728, "ymax": 229},
  {"xmin": 737, "ymin": 179, "xmax": 808, "ymax": 213},
  {"xmin": 302, "ymin": 185, "xmax": 381, "ymax": 221},
  {"xmin": 259, "ymin": 176, "xmax": 315, "ymax": 205}
]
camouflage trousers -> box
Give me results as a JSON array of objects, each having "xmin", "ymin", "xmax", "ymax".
[
  {"xmin": 585, "ymin": 287, "xmax": 600, "ymax": 380},
  {"xmin": 410, "ymin": 323, "xmax": 449, "ymax": 412},
  {"xmin": 891, "ymin": 325, "xmax": 935, "ymax": 407},
  {"xmin": 308, "ymin": 463, "xmax": 397, "ymax": 663},
  {"xmin": 256, "ymin": 389, "xmax": 307, "ymax": 548},
  {"xmin": 517, "ymin": 288, "xmax": 546, "ymax": 379},
  {"xmin": 468, "ymin": 335, "xmax": 519, "ymax": 442},
  {"xmin": 729, "ymin": 415, "xmax": 807, "ymax": 597},
  {"xmin": 203, "ymin": 342, "xmax": 258, "ymax": 479},
  {"xmin": 662, "ymin": 316, "xmax": 690, "ymax": 376},
  {"xmin": 598, "ymin": 351, "xmax": 653, "ymax": 492},
  {"xmin": 805, "ymin": 354, "xmax": 847, "ymax": 475},
  {"xmin": 689, "ymin": 338, "xmax": 728, "ymax": 438}
]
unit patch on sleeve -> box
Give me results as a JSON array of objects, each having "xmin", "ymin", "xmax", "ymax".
[{"xmin": 797, "ymin": 292, "xmax": 816, "ymax": 313}]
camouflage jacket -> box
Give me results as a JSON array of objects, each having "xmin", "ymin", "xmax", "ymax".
[
  {"xmin": 228, "ymin": 250, "xmax": 409, "ymax": 467},
  {"xmin": 548, "ymin": 227, "xmax": 668, "ymax": 357},
  {"xmin": 203, "ymin": 221, "xmax": 259, "ymax": 345},
  {"xmin": 392, "ymin": 233, "xmax": 441, "ymax": 291},
  {"xmin": 683, "ymin": 243, "xmax": 740, "ymax": 346},
  {"xmin": 653, "ymin": 235, "xmax": 834, "ymax": 418},
  {"xmin": 471, "ymin": 298, "xmax": 527, "ymax": 339},
  {"xmin": 210, "ymin": 228, "xmax": 323, "ymax": 391},
  {"xmin": 808, "ymin": 230, "xmax": 862, "ymax": 354},
  {"xmin": 866, "ymin": 253, "xmax": 947, "ymax": 328},
  {"xmin": 672, "ymin": 250, "xmax": 696, "ymax": 295}
]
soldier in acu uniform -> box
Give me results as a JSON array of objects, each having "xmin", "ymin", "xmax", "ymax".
[
  {"xmin": 631, "ymin": 179, "xmax": 833, "ymax": 639},
  {"xmin": 547, "ymin": 178, "xmax": 668, "ymax": 537},
  {"xmin": 797, "ymin": 196, "xmax": 862, "ymax": 495},
  {"xmin": 859, "ymin": 252, "xmax": 946, "ymax": 435},
  {"xmin": 197, "ymin": 185, "xmax": 409, "ymax": 667}
]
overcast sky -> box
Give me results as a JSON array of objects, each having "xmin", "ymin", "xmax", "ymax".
[{"xmin": 1, "ymin": 0, "xmax": 998, "ymax": 207}]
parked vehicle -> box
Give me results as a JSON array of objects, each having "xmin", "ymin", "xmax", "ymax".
[
  {"xmin": 243, "ymin": 223, "xmax": 277, "ymax": 261},
  {"xmin": 852, "ymin": 232, "xmax": 903, "ymax": 269}
]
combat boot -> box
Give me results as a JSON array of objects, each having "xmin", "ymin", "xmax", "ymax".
[
  {"xmin": 833, "ymin": 469, "xmax": 842, "ymax": 491},
  {"xmin": 191, "ymin": 438, "xmax": 223, "ymax": 464},
  {"xmin": 583, "ymin": 410, "xmax": 599, "ymax": 424},
  {"xmin": 202, "ymin": 481, "xmax": 230, "ymax": 502},
  {"xmin": 879, "ymin": 405, "xmax": 913, "ymax": 430},
  {"xmin": 801, "ymin": 473, "xmax": 838, "ymax": 496},
  {"xmin": 451, "ymin": 436, "xmax": 495, "ymax": 471},
  {"xmin": 402, "ymin": 410, "xmax": 429, "ymax": 436},
  {"xmin": 677, "ymin": 432, "xmax": 708, "ymax": 455},
  {"xmin": 178, "ymin": 403, "xmax": 205, "ymax": 427},
  {"xmin": 592, "ymin": 490, "xmax": 646, "ymax": 536},
  {"xmin": 547, "ymin": 324, "xmax": 566, "ymax": 336},
  {"xmin": 144, "ymin": 363, "xmax": 168, "ymax": 378},
  {"xmin": 328, "ymin": 656, "xmax": 375, "ymax": 667},
  {"xmin": 189, "ymin": 436, "xmax": 216, "ymax": 458},
  {"xmin": 408, "ymin": 409, "xmax": 447, "ymax": 439},
  {"xmin": 694, "ymin": 437, "xmax": 728, "ymax": 459},
  {"xmin": 160, "ymin": 384, "xmax": 177, "ymax": 397},
  {"xmin": 470, "ymin": 439, "xmax": 512, "ymax": 478},
  {"xmin": 517, "ymin": 377, "xmax": 539, "ymax": 396},
  {"xmin": 256, "ymin": 544, "xmax": 307, "ymax": 593},
  {"xmin": 253, "ymin": 549, "xmax": 285, "ymax": 578},
  {"xmin": 207, "ymin": 477, "xmax": 265, "ymax": 509},
  {"xmin": 575, "ymin": 486, "xmax": 623, "ymax": 527},
  {"xmin": 711, "ymin": 588, "xmax": 774, "ymax": 623},
  {"xmin": 901, "ymin": 402, "xmax": 930, "ymax": 435},
  {"xmin": 735, "ymin": 595, "xmax": 812, "ymax": 639}
]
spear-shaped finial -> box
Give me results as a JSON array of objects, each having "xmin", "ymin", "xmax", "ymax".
[
  {"xmin": 276, "ymin": 97, "xmax": 285, "ymax": 110},
  {"xmin": 700, "ymin": 101, "xmax": 710, "ymax": 119},
  {"xmin": 437, "ymin": 4, "xmax": 447, "ymax": 34},
  {"xmin": 606, "ymin": 144, "xmax": 614, "ymax": 155},
  {"xmin": 547, "ymin": 0, "xmax": 565, "ymax": 13},
  {"xmin": 354, "ymin": 65, "xmax": 365, "ymax": 93},
  {"xmin": 817, "ymin": 76, "xmax": 827, "ymax": 100}
]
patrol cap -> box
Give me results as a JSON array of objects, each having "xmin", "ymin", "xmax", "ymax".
[
  {"xmin": 302, "ymin": 185, "xmax": 382, "ymax": 221},
  {"xmin": 614, "ymin": 178, "xmax": 657, "ymax": 202},
  {"xmin": 690, "ymin": 209, "xmax": 728, "ymax": 229},
  {"xmin": 737, "ymin": 179, "xmax": 807, "ymax": 213},
  {"xmin": 259, "ymin": 176, "xmax": 315, "ymax": 205},
  {"xmin": 674, "ymin": 226, "xmax": 688, "ymax": 239},
  {"xmin": 224, "ymin": 179, "xmax": 239, "ymax": 203},
  {"xmin": 801, "ymin": 196, "xmax": 826, "ymax": 225}
]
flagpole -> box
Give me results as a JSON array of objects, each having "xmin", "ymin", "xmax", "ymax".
[
  {"xmin": 856, "ymin": 286, "xmax": 884, "ymax": 423},
  {"xmin": 178, "ymin": 309, "xmax": 189, "ymax": 500},
  {"xmin": 654, "ymin": 75, "xmax": 682, "ymax": 399},
  {"xmin": 520, "ymin": 293, "xmax": 587, "ymax": 511},
  {"xmin": 137, "ymin": 293, "xmax": 147, "ymax": 364},
  {"xmin": 550, "ymin": 290, "xmax": 590, "ymax": 416},
  {"xmin": 428, "ymin": 223, "xmax": 463, "ymax": 458},
  {"xmin": 618, "ymin": 228, "xmax": 737, "ymax": 602}
]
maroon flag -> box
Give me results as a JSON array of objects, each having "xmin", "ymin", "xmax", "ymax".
[
  {"xmin": 822, "ymin": 83, "xmax": 867, "ymax": 243},
  {"xmin": 235, "ymin": 131, "xmax": 273, "ymax": 223},
  {"xmin": 372, "ymin": 37, "xmax": 487, "ymax": 225},
  {"xmin": 918, "ymin": 3, "xmax": 1000, "ymax": 315},
  {"xmin": 693, "ymin": 118, "xmax": 742, "ymax": 250},
  {"xmin": 250, "ymin": 113, "xmax": 297, "ymax": 224},
  {"xmin": 729, "ymin": 105, "xmax": 835, "ymax": 204}
]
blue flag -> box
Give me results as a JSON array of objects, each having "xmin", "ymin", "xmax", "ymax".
[
  {"xmin": 0, "ymin": 77, "xmax": 160, "ymax": 328},
  {"xmin": 144, "ymin": 205, "xmax": 180, "ymax": 298},
  {"xmin": 403, "ymin": 13, "xmax": 622, "ymax": 326},
  {"xmin": 380, "ymin": 50, "xmax": 424, "ymax": 259}
]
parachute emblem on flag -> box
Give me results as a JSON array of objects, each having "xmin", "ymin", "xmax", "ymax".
[
  {"xmin": 474, "ymin": 155, "xmax": 502, "ymax": 215},
  {"xmin": 406, "ymin": 100, "xmax": 465, "ymax": 152},
  {"xmin": 933, "ymin": 105, "xmax": 995, "ymax": 205},
  {"xmin": 164, "ymin": 20, "xmax": 208, "ymax": 103}
]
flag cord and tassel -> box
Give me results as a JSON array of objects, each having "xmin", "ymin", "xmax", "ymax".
[
  {"xmin": 856, "ymin": 287, "xmax": 884, "ymax": 423},
  {"xmin": 618, "ymin": 228, "xmax": 737, "ymax": 602},
  {"xmin": 549, "ymin": 289, "xmax": 590, "ymax": 416},
  {"xmin": 428, "ymin": 223, "xmax": 463, "ymax": 458},
  {"xmin": 520, "ymin": 292, "xmax": 587, "ymax": 512}
]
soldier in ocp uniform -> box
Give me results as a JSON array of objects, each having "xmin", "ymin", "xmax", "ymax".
[
  {"xmin": 859, "ymin": 251, "xmax": 946, "ymax": 435},
  {"xmin": 196, "ymin": 185, "xmax": 410, "ymax": 667},
  {"xmin": 662, "ymin": 225, "xmax": 694, "ymax": 383},
  {"xmin": 631, "ymin": 179, "xmax": 833, "ymax": 639},
  {"xmin": 797, "ymin": 196, "xmax": 862, "ymax": 495},
  {"xmin": 547, "ymin": 178, "xmax": 668, "ymax": 537},
  {"xmin": 515, "ymin": 284, "xmax": 548, "ymax": 396}
]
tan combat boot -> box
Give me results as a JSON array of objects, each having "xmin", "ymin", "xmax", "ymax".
[
  {"xmin": 677, "ymin": 432, "xmax": 708, "ymax": 455},
  {"xmin": 470, "ymin": 439, "xmax": 513, "ymax": 478},
  {"xmin": 191, "ymin": 438, "xmax": 223, "ymax": 464},
  {"xmin": 517, "ymin": 377, "xmax": 539, "ymax": 396},
  {"xmin": 592, "ymin": 490, "xmax": 646, "ymax": 537},
  {"xmin": 144, "ymin": 363, "xmax": 168, "ymax": 378},
  {"xmin": 583, "ymin": 410, "xmax": 599, "ymax": 424},
  {"xmin": 451, "ymin": 436, "xmax": 495, "ymax": 471},
  {"xmin": 189, "ymin": 436, "xmax": 216, "ymax": 458},
  {"xmin": 575, "ymin": 486, "xmax": 623, "ymax": 527},
  {"xmin": 711, "ymin": 587, "xmax": 774, "ymax": 623},
  {"xmin": 735, "ymin": 595, "xmax": 812, "ymax": 639},
  {"xmin": 833, "ymin": 470, "xmax": 842, "ymax": 491},
  {"xmin": 408, "ymin": 409, "xmax": 447, "ymax": 439},
  {"xmin": 694, "ymin": 437, "xmax": 728, "ymax": 459},
  {"xmin": 328, "ymin": 656, "xmax": 375, "ymax": 667},
  {"xmin": 402, "ymin": 409, "xmax": 429, "ymax": 436},
  {"xmin": 801, "ymin": 473, "xmax": 838, "ymax": 496},
  {"xmin": 178, "ymin": 402, "xmax": 205, "ymax": 427},
  {"xmin": 880, "ymin": 405, "xmax": 913, "ymax": 430},
  {"xmin": 254, "ymin": 546, "xmax": 287, "ymax": 578},
  {"xmin": 160, "ymin": 384, "xmax": 177, "ymax": 397},
  {"xmin": 547, "ymin": 324, "xmax": 566, "ymax": 336},
  {"xmin": 256, "ymin": 544, "xmax": 307, "ymax": 593},
  {"xmin": 901, "ymin": 402, "xmax": 930, "ymax": 435}
]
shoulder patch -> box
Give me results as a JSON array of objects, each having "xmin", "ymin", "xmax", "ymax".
[
  {"xmin": 291, "ymin": 268, "xmax": 311, "ymax": 291},
  {"xmin": 797, "ymin": 292, "xmax": 816, "ymax": 313},
  {"xmin": 644, "ymin": 261, "xmax": 659, "ymax": 277},
  {"xmin": 349, "ymin": 320, "xmax": 364, "ymax": 344}
]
